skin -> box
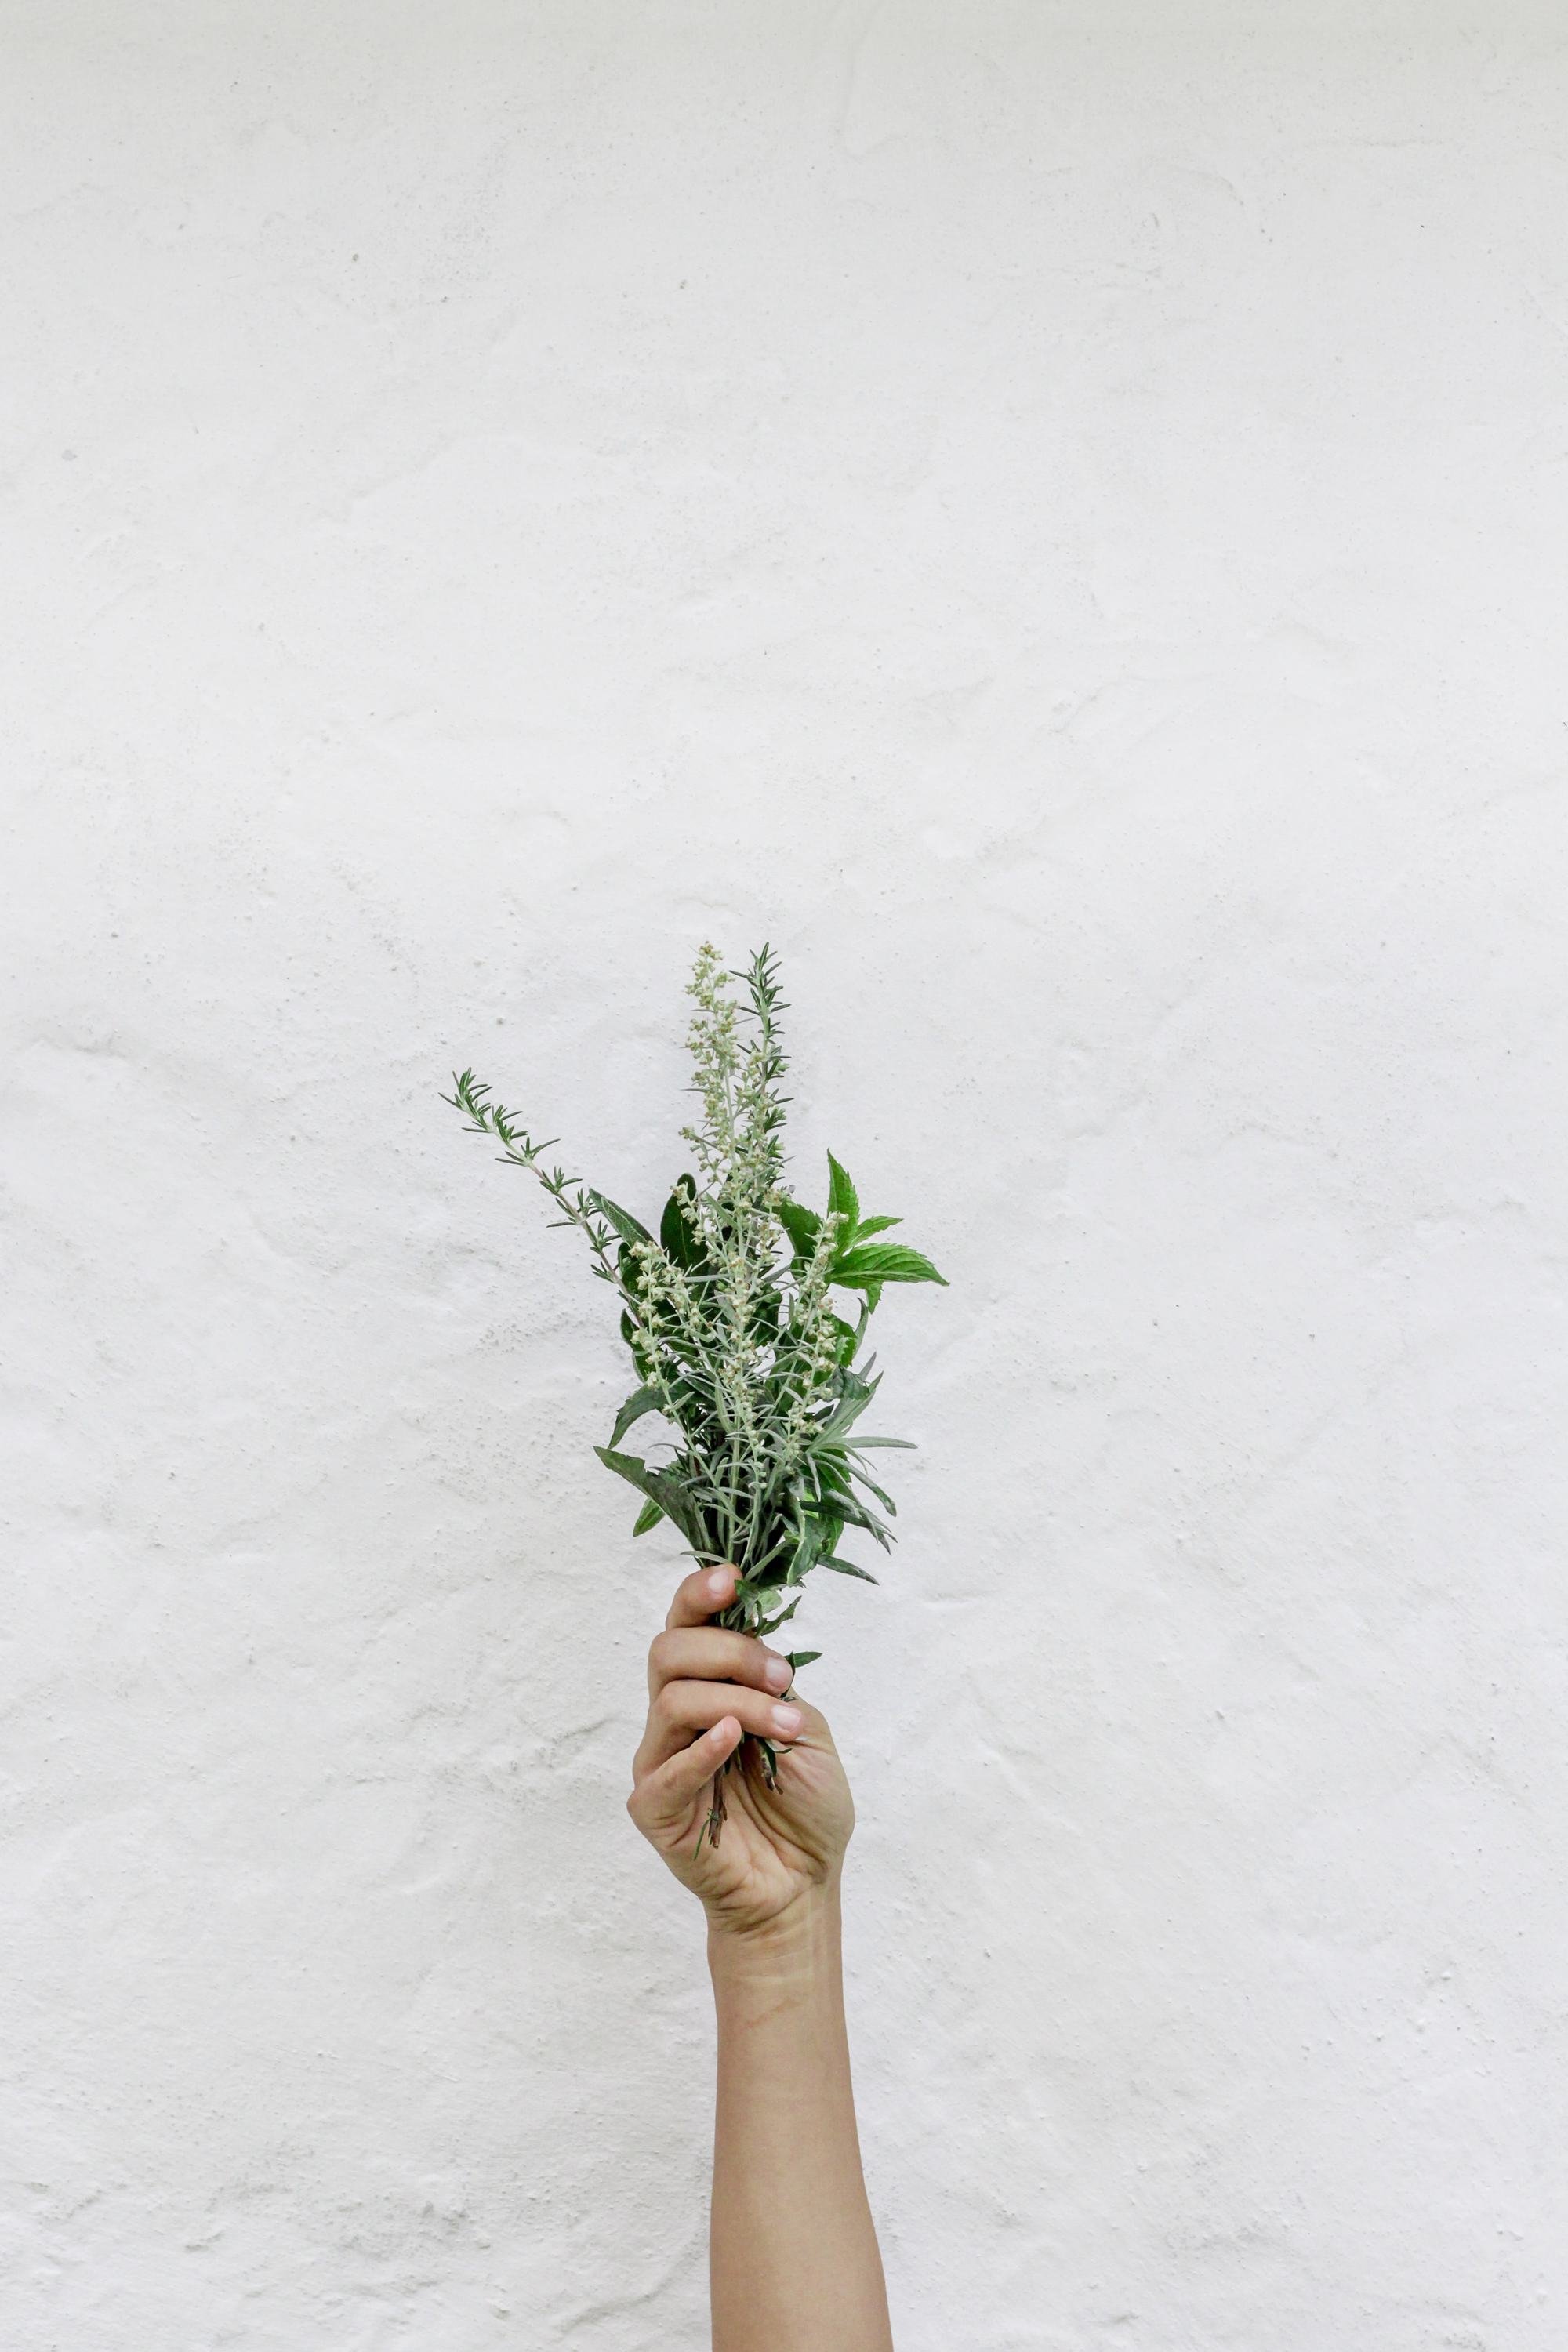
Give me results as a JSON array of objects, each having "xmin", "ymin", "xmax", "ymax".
[{"xmin": 627, "ymin": 1562, "xmax": 895, "ymax": 2352}]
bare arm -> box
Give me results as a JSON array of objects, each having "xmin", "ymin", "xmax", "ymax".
[{"xmin": 627, "ymin": 1563, "xmax": 895, "ymax": 2352}]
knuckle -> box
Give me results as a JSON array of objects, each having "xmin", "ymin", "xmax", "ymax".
[
  {"xmin": 650, "ymin": 1684, "xmax": 680, "ymax": 1732},
  {"xmin": 648, "ymin": 1630, "xmax": 677, "ymax": 1677}
]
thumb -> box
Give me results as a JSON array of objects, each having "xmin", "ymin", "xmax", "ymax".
[{"xmin": 627, "ymin": 1716, "xmax": 742, "ymax": 1841}]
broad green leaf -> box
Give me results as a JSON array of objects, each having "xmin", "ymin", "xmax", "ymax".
[
  {"xmin": 822, "ymin": 1555, "xmax": 880, "ymax": 1584},
  {"xmin": 608, "ymin": 1385, "xmax": 662, "ymax": 1449},
  {"xmin": 619, "ymin": 1306, "xmax": 654, "ymax": 1381},
  {"xmin": 786, "ymin": 1650, "xmax": 822, "ymax": 1671},
  {"xmin": 588, "ymin": 1191, "xmax": 652, "ymax": 1248},
  {"xmin": 826, "ymin": 1152, "xmax": 859, "ymax": 1232},
  {"xmin": 851, "ymin": 1214, "xmax": 902, "ymax": 1240},
  {"xmin": 632, "ymin": 1498, "xmax": 664, "ymax": 1537},
  {"xmin": 660, "ymin": 1175, "xmax": 706, "ymax": 1269},
  {"xmin": 777, "ymin": 1197, "xmax": 820, "ymax": 1259},
  {"xmin": 832, "ymin": 1242, "xmax": 947, "ymax": 1288}
]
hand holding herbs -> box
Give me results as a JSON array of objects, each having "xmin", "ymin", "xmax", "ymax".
[
  {"xmin": 626, "ymin": 1559, "xmax": 856, "ymax": 1936},
  {"xmin": 444, "ymin": 942, "xmax": 944, "ymax": 1853}
]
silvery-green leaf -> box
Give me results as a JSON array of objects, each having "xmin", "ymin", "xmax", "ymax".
[
  {"xmin": 609, "ymin": 1385, "xmax": 662, "ymax": 1449},
  {"xmin": 594, "ymin": 1446, "xmax": 706, "ymax": 1550},
  {"xmin": 816, "ymin": 1484, "xmax": 891, "ymax": 1546},
  {"xmin": 586, "ymin": 1191, "xmax": 653, "ymax": 1248},
  {"xmin": 848, "ymin": 1461, "xmax": 898, "ymax": 1515},
  {"xmin": 786, "ymin": 1515, "xmax": 824, "ymax": 1585},
  {"xmin": 819, "ymin": 1369, "xmax": 880, "ymax": 1439},
  {"xmin": 822, "ymin": 1555, "xmax": 880, "ymax": 1584}
]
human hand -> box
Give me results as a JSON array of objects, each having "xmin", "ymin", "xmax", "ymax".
[{"xmin": 626, "ymin": 1564, "xmax": 855, "ymax": 1942}]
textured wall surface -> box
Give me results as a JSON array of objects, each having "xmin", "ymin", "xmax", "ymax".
[{"xmin": 4, "ymin": 5, "xmax": 1566, "ymax": 2346}]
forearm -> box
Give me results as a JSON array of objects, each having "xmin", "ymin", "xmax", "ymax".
[{"xmin": 709, "ymin": 1886, "xmax": 894, "ymax": 2352}]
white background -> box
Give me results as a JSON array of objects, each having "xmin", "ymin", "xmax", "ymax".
[{"xmin": 4, "ymin": 5, "xmax": 1566, "ymax": 2346}]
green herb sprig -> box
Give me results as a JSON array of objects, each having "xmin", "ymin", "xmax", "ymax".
[{"xmin": 444, "ymin": 942, "xmax": 946, "ymax": 1847}]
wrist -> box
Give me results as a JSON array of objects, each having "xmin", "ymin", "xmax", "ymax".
[{"xmin": 706, "ymin": 1880, "xmax": 844, "ymax": 1987}]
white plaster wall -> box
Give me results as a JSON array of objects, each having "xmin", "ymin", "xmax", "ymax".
[{"xmin": 4, "ymin": 5, "xmax": 1566, "ymax": 2345}]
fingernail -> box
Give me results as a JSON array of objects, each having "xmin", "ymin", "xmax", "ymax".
[
  {"xmin": 706, "ymin": 1569, "xmax": 732, "ymax": 1599},
  {"xmin": 762, "ymin": 1655, "xmax": 793, "ymax": 1692},
  {"xmin": 771, "ymin": 1703, "xmax": 804, "ymax": 1737}
]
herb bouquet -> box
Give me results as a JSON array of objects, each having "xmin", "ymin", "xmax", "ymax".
[{"xmin": 444, "ymin": 942, "xmax": 945, "ymax": 1847}]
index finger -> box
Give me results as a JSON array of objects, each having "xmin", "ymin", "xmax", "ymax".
[{"xmin": 666, "ymin": 1563, "xmax": 738, "ymax": 1631}]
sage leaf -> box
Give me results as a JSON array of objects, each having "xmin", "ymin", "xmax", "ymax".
[
  {"xmin": 593, "ymin": 1446, "xmax": 706, "ymax": 1551},
  {"xmin": 587, "ymin": 1191, "xmax": 653, "ymax": 1248},
  {"xmin": 822, "ymin": 1556, "xmax": 880, "ymax": 1584},
  {"xmin": 608, "ymin": 1385, "xmax": 662, "ymax": 1449}
]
